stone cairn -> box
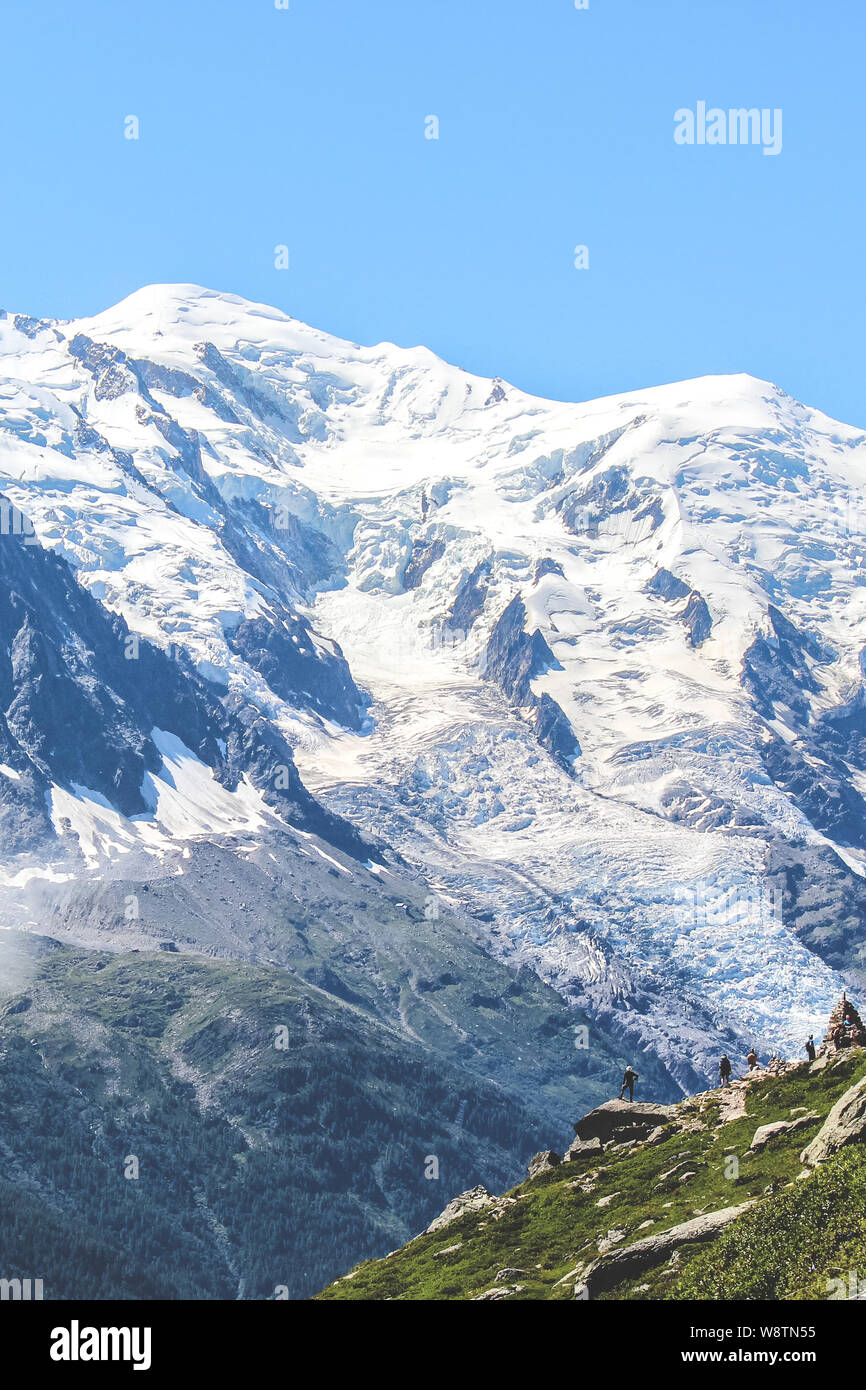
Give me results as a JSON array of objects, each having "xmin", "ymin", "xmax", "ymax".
[{"xmin": 823, "ymin": 992, "xmax": 866, "ymax": 1049}]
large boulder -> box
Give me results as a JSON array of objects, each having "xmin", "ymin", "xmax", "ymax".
[
  {"xmin": 574, "ymin": 1203, "xmax": 753, "ymax": 1298},
  {"xmin": 749, "ymin": 1114, "xmax": 819, "ymax": 1151},
  {"xmin": 565, "ymin": 1136, "xmax": 604, "ymax": 1161},
  {"xmin": 573, "ymin": 1100, "xmax": 677, "ymax": 1146},
  {"xmin": 527, "ymin": 1150, "xmax": 561, "ymax": 1179},
  {"xmin": 426, "ymin": 1185, "xmax": 496, "ymax": 1234},
  {"xmin": 801, "ymin": 1076, "xmax": 866, "ymax": 1166}
]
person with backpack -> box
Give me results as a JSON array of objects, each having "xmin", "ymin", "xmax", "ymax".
[
  {"xmin": 619, "ymin": 1065, "xmax": 639, "ymax": 1101},
  {"xmin": 719, "ymin": 1054, "xmax": 732, "ymax": 1087},
  {"xmin": 805, "ymin": 1034, "xmax": 816, "ymax": 1062},
  {"xmin": 746, "ymin": 1047, "xmax": 759, "ymax": 1070}
]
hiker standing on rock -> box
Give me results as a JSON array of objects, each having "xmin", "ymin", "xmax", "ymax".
[
  {"xmin": 805, "ymin": 1034, "xmax": 817, "ymax": 1062},
  {"xmin": 719, "ymin": 1054, "xmax": 732, "ymax": 1088},
  {"xmin": 619, "ymin": 1065, "xmax": 639, "ymax": 1101},
  {"xmin": 747, "ymin": 1047, "xmax": 759, "ymax": 1071}
]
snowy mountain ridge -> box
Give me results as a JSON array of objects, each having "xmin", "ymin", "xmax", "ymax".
[{"xmin": 2, "ymin": 282, "xmax": 866, "ymax": 1086}]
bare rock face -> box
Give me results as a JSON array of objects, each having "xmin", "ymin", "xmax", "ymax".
[
  {"xmin": 527, "ymin": 1150, "xmax": 561, "ymax": 1179},
  {"xmin": 426, "ymin": 1185, "xmax": 497, "ymax": 1234},
  {"xmin": 0, "ymin": 496, "xmax": 373, "ymax": 860},
  {"xmin": 574, "ymin": 1203, "xmax": 753, "ymax": 1298},
  {"xmin": 565, "ymin": 1136, "xmax": 604, "ymax": 1161},
  {"xmin": 483, "ymin": 596, "xmax": 578, "ymax": 771},
  {"xmin": 573, "ymin": 1100, "xmax": 678, "ymax": 1146},
  {"xmin": 800, "ymin": 1077, "xmax": 866, "ymax": 1166},
  {"xmin": 749, "ymin": 1114, "xmax": 819, "ymax": 1151}
]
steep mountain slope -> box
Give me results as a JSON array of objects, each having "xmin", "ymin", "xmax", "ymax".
[
  {"xmin": 317, "ymin": 1046, "xmax": 866, "ymax": 1302},
  {"xmin": 1, "ymin": 283, "xmax": 865, "ymax": 1098},
  {"xmin": 0, "ymin": 934, "xmax": 609, "ymax": 1299},
  {"xmin": 0, "ymin": 506, "xmax": 367, "ymax": 860}
]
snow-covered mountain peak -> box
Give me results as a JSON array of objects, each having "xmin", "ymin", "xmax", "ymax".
[{"xmin": 2, "ymin": 283, "xmax": 866, "ymax": 1081}]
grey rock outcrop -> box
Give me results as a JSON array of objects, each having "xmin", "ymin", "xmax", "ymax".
[
  {"xmin": 643, "ymin": 568, "xmax": 712, "ymax": 646},
  {"xmin": 426, "ymin": 1185, "xmax": 497, "ymax": 1234},
  {"xmin": 228, "ymin": 599, "xmax": 367, "ymax": 732},
  {"xmin": 749, "ymin": 1114, "xmax": 819, "ymax": 1151},
  {"xmin": 575, "ymin": 1203, "xmax": 753, "ymax": 1298},
  {"xmin": 0, "ymin": 499, "xmax": 374, "ymax": 860},
  {"xmin": 445, "ymin": 558, "xmax": 491, "ymax": 632},
  {"xmin": 800, "ymin": 1077, "xmax": 866, "ymax": 1166},
  {"xmin": 483, "ymin": 596, "xmax": 578, "ymax": 770},
  {"xmin": 573, "ymin": 1100, "xmax": 678, "ymax": 1146},
  {"xmin": 566, "ymin": 1136, "xmax": 604, "ymax": 1161},
  {"xmin": 527, "ymin": 1150, "xmax": 561, "ymax": 1178}
]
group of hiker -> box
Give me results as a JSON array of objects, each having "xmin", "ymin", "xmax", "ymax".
[
  {"xmin": 717, "ymin": 1047, "xmax": 783, "ymax": 1086},
  {"xmin": 615, "ymin": 994, "xmax": 866, "ymax": 1103}
]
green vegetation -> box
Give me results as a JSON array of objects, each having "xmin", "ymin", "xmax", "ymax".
[
  {"xmin": 0, "ymin": 936, "xmax": 579, "ymax": 1299},
  {"xmin": 317, "ymin": 1051, "xmax": 866, "ymax": 1301},
  {"xmin": 6, "ymin": 928, "xmax": 864, "ymax": 1304},
  {"xmin": 668, "ymin": 1148, "xmax": 866, "ymax": 1300}
]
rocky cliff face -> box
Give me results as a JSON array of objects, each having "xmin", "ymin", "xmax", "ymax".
[
  {"xmin": 0, "ymin": 501, "xmax": 370, "ymax": 859},
  {"xmin": 483, "ymin": 596, "xmax": 579, "ymax": 770}
]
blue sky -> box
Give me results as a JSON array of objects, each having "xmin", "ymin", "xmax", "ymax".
[{"xmin": 2, "ymin": 0, "xmax": 864, "ymax": 424}]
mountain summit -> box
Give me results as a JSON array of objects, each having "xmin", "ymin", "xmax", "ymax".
[{"xmin": 1, "ymin": 285, "xmax": 866, "ymax": 1092}]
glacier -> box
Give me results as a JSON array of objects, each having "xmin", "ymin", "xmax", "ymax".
[{"xmin": 1, "ymin": 282, "xmax": 866, "ymax": 1090}]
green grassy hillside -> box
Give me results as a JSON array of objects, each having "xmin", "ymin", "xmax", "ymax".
[
  {"xmin": 317, "ymin": 1049, "xmax": 866, "ymax": 1301},
  {"xmin": 0, "ymin": 933, "xmax": 610, "ymax": 1299}
]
